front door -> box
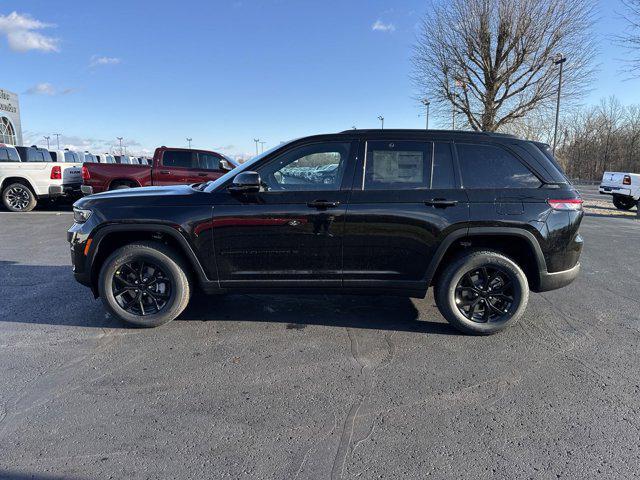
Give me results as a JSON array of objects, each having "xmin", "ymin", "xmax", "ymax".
[
  {"xmin": 343, "ymin": 139, "xmax": 469, "ymax": 294},
  {"xmin": 212, "ymin": 140, "xmax": 357, "ymax": 288}
]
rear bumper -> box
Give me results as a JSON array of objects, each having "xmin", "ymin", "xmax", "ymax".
[
  {"xmin": 81, "ymin": 185, "xmax": 93, "ymax": 195},
  {"xmin": 48, "ymin": 185, "xmax": 63, "ymax": 197},
  {"xmin": 599, "ymin": 185, "xmax": 631, "ymax": 197},
  {"xmin": 534, "ymin": 262, "xmax": 580, "ymax": 292}
]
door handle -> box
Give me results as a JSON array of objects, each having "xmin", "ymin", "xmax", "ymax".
[
  {"xmin": 159, "ymin": 170, "xmax": 170, "ymax": 174},
  {"xmin": 424, "ymin": 198, "xmax": 458, "ymax": 208},
  {"xmin": 307, "ymin": 200, "xmax": 340, "ymax": 209}
]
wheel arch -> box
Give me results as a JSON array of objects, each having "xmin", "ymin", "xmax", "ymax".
[
  {"xmin": 426, "ymin": 227, "xmax": 547, "ymax": 291},
  {"xmin": 1, "ymin": 176, "xmax": 37, "ymax": 195},
  {"xmin": 87, "ymin": 224, "xmax": 213, "ymax": 295},
  {"xmin": 107, "ymin": 178, "xmax": 142, "ymax": 190}
]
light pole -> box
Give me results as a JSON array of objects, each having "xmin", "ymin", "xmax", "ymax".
[
  {"xmin": 117, "ymin": 137, "xmax": 123, "ymax": 155},
  {"xmin": 552, "ymin": 53, "xmax": 567, "ymax": 155},
  {"xmin": 44, "ymin": 136, "xmax": 50, "ymax": 149},
  {"xmin": 259, "ymin": 141, "xmax": 266, "ymax": 153},
  {"xmin": 378, "ymin": 115, "xmax": 384, "ymax": 130},
  {"xmin": 53, "ymin": 133, "xmax": 61, "ymax": 150},
  {"xmin": 422, "ymin": 98, "xmax": 430, "ymax": 130},
  {"xmin": 352, "ymin": 126, "xmax": 357, "ymax": 130},
  {"xmin": 186, "ymin": 137, "xmax": 192, "ymax": 149},
  {"xmin": 253, "ymin": 138, "xmax": 260, "ymax": 155}
]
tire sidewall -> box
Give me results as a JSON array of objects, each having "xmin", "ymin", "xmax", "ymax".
[
  {"xmin": 3, "ymin": 183, "xmax": 37, "ymax": 212},
  {"xmin": 439, "ymin": 252, "xmax": 529, "ymax": 335},
  {"xmin": 98, "ymin": 244, "xmax": 189, "ymax": 327}
]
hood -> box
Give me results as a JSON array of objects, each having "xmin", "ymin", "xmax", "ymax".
[{"xmin": 75, "ymin": 184, "xmax": 204, "ymax": 209}]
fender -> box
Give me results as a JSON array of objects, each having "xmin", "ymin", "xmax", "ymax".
[
  {"xmin": 88, "ymin": 223, "xmax": 215, "ymax": 288},
  {"xmin": 423, "ymin": 226, "xmax": 548, "ymax": 286},
  {"xmin": 0, "ymin": 175, "xmax": 38, "ymax": 196}
]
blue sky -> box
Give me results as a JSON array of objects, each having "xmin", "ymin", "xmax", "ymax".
[{"xmin": 1, "ymin": 0, "xmax": 639, "ymax": 158}]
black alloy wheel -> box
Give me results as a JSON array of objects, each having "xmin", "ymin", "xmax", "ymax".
[
  {"xmin": 454, "ymin": 266, "xmax": 514, "ymax": 323},
  {"xmin": 112, "ymin": 260, "xmax": 172, "ymax": 316}
]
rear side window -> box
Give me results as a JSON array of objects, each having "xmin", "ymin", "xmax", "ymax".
[
  {"xmin": 457, "ymin": 143, "xmax": 541, "ymax": 188},
  {"xmin": 0, "ymin": 148, "xmax": 8, "ymax": 161},
  {"xmin": 28, "ymin": 149, "xmax": 49, "ymax": 162},
  {"xmin": 364, "ymin": 141, "xmax": 431, "ymax": 190},
  {"xmin": 162, "ymin": 151, "xmax": 193, "ymax": 168},
  {"xmin": 432, "ymin": 142, "xmax": 456, "ymax": 189}
]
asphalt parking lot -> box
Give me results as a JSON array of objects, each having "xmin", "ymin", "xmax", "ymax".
[{"xmin": 1, "ymin": 187, "xmax": 639, "ymax": 479}]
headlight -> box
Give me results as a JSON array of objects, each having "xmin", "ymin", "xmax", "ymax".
[{"xmin": 73, "ymin": 207, "xmax": 92, "ymax": 223}]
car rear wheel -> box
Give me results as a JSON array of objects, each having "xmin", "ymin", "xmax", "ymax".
[
  {"xmin": 98, "ymin": 241, "xmax": 191, "ymax": 327},
  {"xmin": 2, "ymin": 182, "xmax": 37, "ymax": 212},
  {"xmin": 434, "ymin": 250, "xmax": 529, "ymax": 335},
  {"xmin": 613, "ymin": 195, "xmax": 636, "ymax": 210}
]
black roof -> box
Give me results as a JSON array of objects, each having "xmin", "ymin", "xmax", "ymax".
[{"xmin": 339, "ymin": 128, "xmax": 518, "ymax": 139}]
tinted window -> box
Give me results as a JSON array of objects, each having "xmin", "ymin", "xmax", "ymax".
[
  {"xmin": 457, "ymin": 143, "xmax": 541, "ymax": 188},
  {"xmin": 28, "ymin": 150, "xmax": 48, "ymax": 162},
  {"xmin": 0, "ymin": 148, "xmax": 8, "ymax": 161},
  {"xmin": 199, "ymin": 153, "xmax": 221, "ymax": 170},
  {"xmin": 7, "ymin": 148, "xmax": 19, "ymax": 161},
  {"xmin": 432, "ymin": 142, "xmax": 456, "ymax": 189},
  {"xmin": 49, "ymin": 151, "xmax": 59, "ymax": 162},
  {"xmin": 364, "ymin": 141, "xmax": 431, "ymax": 190},
  {"xmin": 163, "ymin": 151, "xmax": 193, "ymax": 168},
  {"xmin": 257, "ymin": 142, "xmax": 350, "ymax": 191}
]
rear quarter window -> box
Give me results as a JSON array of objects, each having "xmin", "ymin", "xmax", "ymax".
[{"xmin": 457, "ymin": 143, "xmax": 541, "ymax": 188}]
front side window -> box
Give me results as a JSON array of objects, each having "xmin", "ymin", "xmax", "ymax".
[
  {"xmin": 198, "ymin": 153, "xmax": 221, "ymax": 170},
  {"xmin": 457, "ymin": 143, "xmax": 541, "ymax": 188},
  {"xmin": 364, "ymin": 141, "xmax": 431, "ymax": 190},
  {"xmin": 257, "ymin": 142, "xmax": 350, "ymax": 191},
  {"xmin": 163, "ymin": 151, "xmax": 193, "ymax": 168}
]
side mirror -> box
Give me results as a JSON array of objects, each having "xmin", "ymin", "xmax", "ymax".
[{"xmin": 229, "ymin": 171, "xmax": 261, "ymax": 194}]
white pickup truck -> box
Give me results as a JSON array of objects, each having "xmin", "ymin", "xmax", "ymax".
[
  {"xmin": 599, "ymin": 172, "xmax": 640, "ymax": 210},
  {"xmin": 0, "ymin": 144, "xmax": 82, "ymax": 212}
]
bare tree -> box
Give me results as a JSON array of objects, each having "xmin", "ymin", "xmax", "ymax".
[
  {"xmin": 617, "ymin": 0, "xmax": 640, "ymax": 76},
  {"xmin": 412, "ymin": 0, "xmax": 597, "ymax": 131}
]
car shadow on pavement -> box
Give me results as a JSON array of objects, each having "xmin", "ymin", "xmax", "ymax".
[{"xmin": 181, "ymin": 291, "xmax": 458, "ymax": 335}]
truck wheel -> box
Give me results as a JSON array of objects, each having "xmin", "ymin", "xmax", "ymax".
[
  {"xmin": 110, "ymin": 182, "xmax": 132, "ymax": 190},
  {"xmin": 612, "ymin": 195, "xmax": 636, "ymax": 210},
  {"xmin": 98, "ymin": 241, "xmax": 191, "ymax": 327},
  {"xmin": 434, "ymin": 250, "xmax": 529, "ymax": 335},
  {"xmin": 2, "ymin": 182, "xmax": 37, "ymax": 212}
]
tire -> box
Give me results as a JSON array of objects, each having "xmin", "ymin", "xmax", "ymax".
[
  {"xmin": 98, "ymin": 241, "xmax": 191, "ymax": 327},
  {"xmin": 612, "ymin": 195, "xmax": 635, "ymax": 211},
  {"xmin": 434, "ymin": 250, "xmax": 529, "ymax": 335},
  {"xmin": 2, "ymin": 182, "xmax": 37, "ymax": 212},
  {"xmin": 110, "ymin": 183, "xmax": 132, "ymax": 190}
]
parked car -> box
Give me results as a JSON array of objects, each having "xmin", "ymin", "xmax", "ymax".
[
  {"xmin": 95, "ymin": 153, "xmax": 116, "ymax": 164},
  {"xmin": 113, "ymin": 155, "xmax": 132, "ymax": 165},
  {"xmin": 1, "ymin": 145, "xmax": 79, "ymax": 212},
  {"xmin": 81, "ymin": 147, "xmax": 234, "ymax": 194},
  {"xmin": 47, "ymin": 150, "xmax": 84, "ymax": 196},
  {"xmin": 599, "ymin": 172, "xmax": 639, "ymax": 210},
  {"xmin": 69, "ymin": 130, "xmax": 583, "ymax": 334}
]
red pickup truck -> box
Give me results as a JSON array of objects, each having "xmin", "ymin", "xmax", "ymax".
[{"xmin": 81, "ymin": 146, "xmax": 237, "ymax": 194}]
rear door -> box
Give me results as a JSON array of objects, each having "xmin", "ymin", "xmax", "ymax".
[
  {"xmin": 342, "ymin": 138, "xmax": 469, "ymax": 294},
  {"xmin": 154, "ymin": 150, "xmax": 202, "ymax": 185}
]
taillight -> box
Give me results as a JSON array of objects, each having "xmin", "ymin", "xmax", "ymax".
[
  {"xmin": 50, "ymin": 165, "xmax": 61, "ymax": 179},
  {"xmin": 623, "ymin": 175, "xmax": 631, "ymax": 185},
  {"xmin": 548, "ymin": 198, "xmax": 583, "ymax": 211},
  {"xmin": 82, "ymin": 166, "xmax": 90, "ymax": 181}
]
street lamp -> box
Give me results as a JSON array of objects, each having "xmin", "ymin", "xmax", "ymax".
[
  {"xmin": 259, "ymin": 141, "xmax": 266, "ymax": 153},
  {"xmin": 53, "ymin": 133, "xmax": 61, "ymax": 150},
  {"xmin": 117, "ymin": 137, "xmax": 123, "ymax": 155},
  {"xmin": 378, "ymin": 115, "xmax": 384, "ymax": 130},
  {"xmin": 552, "ymin": 53, "xmax": 567, "ymax": 155},
  {"xmin": 186, "ymin": 137, "xmax": 192, "ymax": 149},
  {"xmin": 422, "ymin": 98, "xmax": 430, "ymax": 130},
  {"xmin": 253, "ymin": 138, "xmax": 260, "ymax": 155},
  {"xmin": 44, "ymin": 136, "xmax": 50, "ymax": 149}
]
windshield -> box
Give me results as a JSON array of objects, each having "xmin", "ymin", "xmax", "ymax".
[{"xmin": 204, "ymin": 140, "xmax": 295, "ymax": 192}]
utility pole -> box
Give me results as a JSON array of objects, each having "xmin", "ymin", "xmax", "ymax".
[
  {"xmin": 253, "ymin": 138, "xmax": 260, "ymax": 155},
  {"xmin": 378, "ymin": 115, "xmax": 384, "ymax": 130},
  {"xmin": 186, "ymin": 137, "xmax": 192, "ymax": 149},
  {"xmin": 44, "ymin": 136, "xmax": 50, "ymax": 149},
  {"xmin": 259, "ymin": 141, "xmax": 266, "ymax": 153},
  {"xmin": 422, "ymin": 98, "xmax": 430, "ymax": 129},
  {"xmin": 117, "ymin": 137, "xmax": 123, "ymax": 155},
  {"xmin": 53, "ymin": 133, "xmax": 61, "ymax": 150},
  {"xmin": 552, "ymin": 53, "xmax": 567, "ymax": 155}
]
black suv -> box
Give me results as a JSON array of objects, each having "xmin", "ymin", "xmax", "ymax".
[{"xmin": 68, "ymin": 130, "xmax": 583, "ymax": 334}]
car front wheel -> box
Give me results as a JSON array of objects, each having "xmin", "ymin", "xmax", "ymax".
[
  {"xmin": 435, "ymin": 250, "xmax": 529, "ymax": 335},
  {"xmin": 98, "ymin": 241, "xmax": 191, "ymax": 327}
]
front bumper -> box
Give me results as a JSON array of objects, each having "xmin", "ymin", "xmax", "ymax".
[{"xmin": 534, "ymin": 262, "xmax": 580, "ymax": 292}]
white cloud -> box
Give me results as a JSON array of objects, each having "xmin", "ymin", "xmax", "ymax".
[
  {"xmin": 0, "ymin": 11, "xmax": 59, "ymax": 52},
  {"xmin": 24, "ymin": 83, "xmax": 76, "ymax": 96},
  {"xmin": 372, "ymin": 20, "xmax": 396, "ymax": 32},
  {"xmin": 89, "ymin": 55, "xmax": 121, "ymax": 67},
  {"xmin": 23, "ymin": 132, "xmax": 151, "ymax": 156}
]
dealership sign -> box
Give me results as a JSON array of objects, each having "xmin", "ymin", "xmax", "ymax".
[{"xmin": 0, "ymin": 88, "xmax": 22, "ymax": 146}]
